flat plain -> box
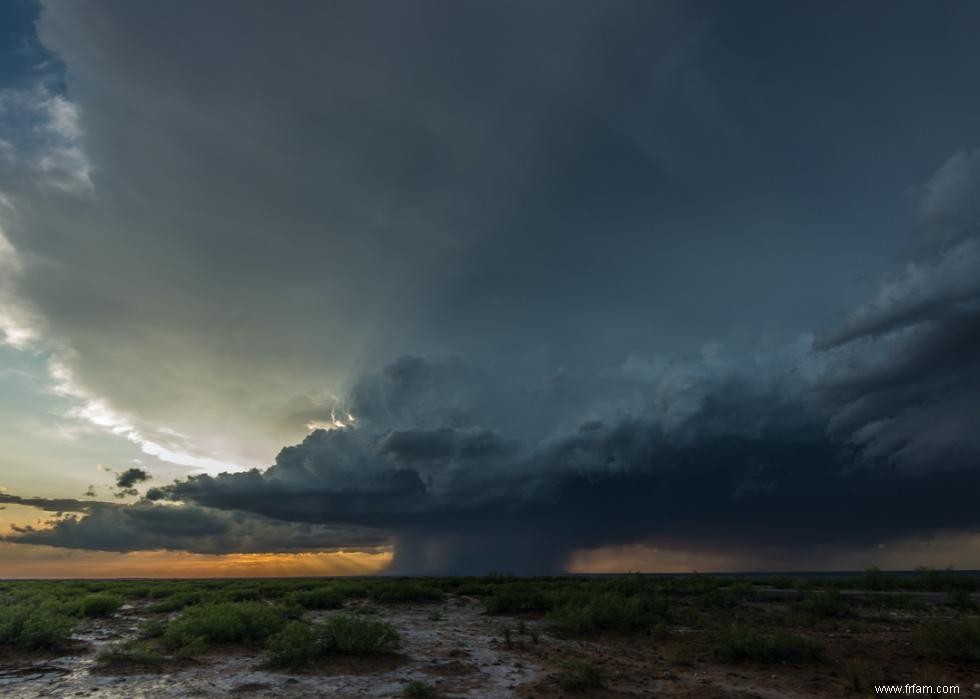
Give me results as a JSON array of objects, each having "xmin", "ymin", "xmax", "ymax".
[{"xmin": 1, "ymin": 572, "xmax": 978, "ymax": 698}]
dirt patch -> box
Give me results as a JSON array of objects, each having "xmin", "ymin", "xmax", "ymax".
[
  {"xmin": 421, "ymin": 659, "xmax": 480, "ymax": 677},
  {"xmin": 299, "ymin": 652, "xmax": 408, "ymax": 676}
]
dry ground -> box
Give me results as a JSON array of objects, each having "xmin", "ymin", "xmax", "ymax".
[{"xmin": 1, "ymin": 581, "xmax": 979, "ymax": 698}]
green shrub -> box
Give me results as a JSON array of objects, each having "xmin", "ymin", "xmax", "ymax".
[
  {"xmin": 120, "ymin": 585, "xmax": 152, "ymax": 600},
  {"xmin": 367, "ymin": 581, "xmax": 442, "ymax": 604},
  {"xmin": 149, "ymin": 592, "xmax": 204, "ymax": 613},
  {"xmin": 844, "ymin": 659, "xmax": 886, "ymax": 693},
  {"xmin": 266, "ymin": 621, "xmax": 319, "ymax": 669},
  {"xmin": 859, "ymin": 593, "xmax": 925, "ymax": 611},
  {"xmin": 917, "ymin": 619, "xmax": 980, "ymax": 661},
  {"xmin": 20, "ymin": 608, "xmax": 76, "ymax": 650},
  {"xmin": 713, "ymin": 626, "xmax": 824, "ymax": 663},
  {"xmin": 217, "ymin": 585, "xmax": 262, "ymax": 602},
  {"xmin": 550, "ymin": 591, "xmax": 667, "ymax": 635},
  {"xmin": 0, "ymin": 605, "xmax": 30, "ymax": 644},
  {"xmin": 138, "ymin": 618, "xmax": 167, "ymax": 640},
  {"xmin": 947, "ymin": 590, "xmax": 977, "ymax": 611},
  {"xmin": 697, "ymin": 588, "xmax": 743, "ymax": 609},
  {"xmin": 0, "ymin": 603, "xmax": 75, "ymax": 651},
  {"xmin": 74, "ymin": 593, "xmax": 123, "ymax": 618},
  {"xmin": 174, "ymin": 635, "xmax": 208, "ymax": 660},
  {"xmin": 557, "ymin": 659, "xmax": 607, "ymax": 691},
  {"xmin": 96, "ymin": 641, "xmax": 166, "ymax": 669},
  {"xmin": 317, "ymin": 614, "xmax": 400, "ymax": 654},
  {"xmin": 797, "ymin": 591, "xmax": 851, "ymax": 620},
  {"xmin": 163, "ymin": 602, "xmax": 287, "ymax": 654},
  {"xmin": 330, "ymin": 581, "xmax": 371, "ymax": 600},
  {"xmin": 286, "ymin": 587, "xmax": 344, "ymax": 610},
  {"xmin": 264, "ymin": 614, "xmax": 400, "ymax": 669},
  {"xmin": 402, "ymin": 681, "xmax": 441, "ymax": 698},
  {"xmin": 673, "ymin": 641, "xmax": 694, "ymax": 667},
  {"xmin": 483, "ymin": 583, "xmax": 552, "ymax": 614}
]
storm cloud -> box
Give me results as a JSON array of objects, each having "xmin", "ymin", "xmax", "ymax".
[
  {"xmin": 108, "ymin": 151, "xmax": 980, "ymax": 570},
  {"xmin": 1, "ymin": 2, "xmax": 979, "ymax": 572},
  {"xmin": 11, "ymin": 145, "xmax": 980, "ymax": 571},
  {"xmin": 112, "ymin": 466, "xmax": 151, "ymax": 497},
  {"xmin": 3, "ymin": 499, "xmax": 388, "ymax": 555}
]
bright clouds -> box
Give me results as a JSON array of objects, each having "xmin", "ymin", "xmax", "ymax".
[{"xmin": 48, "ymin": 357, "xmax": 245, "ymax": 475}]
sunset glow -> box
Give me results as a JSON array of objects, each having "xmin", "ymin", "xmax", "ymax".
[{"xmin": 0, "ymin": 543, "xmax": 393, "ymax": 579}]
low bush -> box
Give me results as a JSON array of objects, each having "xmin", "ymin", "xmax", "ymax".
[
  {"xmin": 265, "ymin": 613, "xmax": 400, "ymax": 669},
  {"xmin": 797, "ymin": 591, "xmax": 851, "ymax": 620},
  {"xmin": 163, "ymin": 602, "xmax": 287, "ymax": 654},
  {"xmin": 844, "ymin": 659, "xmax": 886, "ymax": 693},
  {"xmin": 696, "ymin": 585, "xmax": 750, "ymax": 610},
  {"xmin": 917, "ymin": 619, "xmax": 980, "ymax": 662},
  {"xmin": 96, "ymin": 641, "xmax": 166, "ymax": 669},
  {"xmin": 673, "ymin": 641, "xmax": 695, "ymax": 667},
  {"xmin": 557, "ymin": 659, "xmax": 607, "ymax": 691},
  {"xmin": 483, "ymin": 580, "xmax": 668, "ymax": 636},
  {"xmin": 137, "ymin": 618, "xmax": 167, "ymax": 640},
  {"xmin": 0, "ymin": 603, "xmax": 75, "ymax": 651},
  {"xmin": 483, "ymin": 582, "xmax": 552, "ymax": 615},
  {"xmin": 367, "ymin": 581, "xmax": 442, "ymax": 604},
  {"xmin": 317, "ymin": 613, "xmax": 400, "ymax": 653},
  {"xmin": 858, "ymin": 593, "xmax": 925, "ymax": 611},
  {"xmin": 266, "ymin": 621, "xmax": 319, "ymax": 669},
  {"xmin": 149, "ymin": 592, "xmax": 204, "ymax": 614},
  {"xmin": 73, "ymin": 593, "xmax": 123, "ymax": 618},
  {"xmin": 286, "ymin": 587, "xmax": 344, "ymax": 610},
  {"xmin": 550, "ymin": 591, "xmax": 667, "ymax": 635},
  {"xmin": 402, "ymin": 680, "xmax": 441, "ymax": 698},
  {"xmin": 712, "ymin": 626, "xmax": 824, "ymax": 663},
  {"xmin": 946, "ymin": 590, "xmax": 977, "ymax": 611}
]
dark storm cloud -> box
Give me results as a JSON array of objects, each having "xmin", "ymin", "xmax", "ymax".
[
  {"xmin": 10, "ymin": 283, "xmax": 980, "ymax": 569},
  {"xmin": 146, "ymin": 349, "xmax": 979, "ymax": 573},
  {"xmin": 3, "ymin": 2, "xmax": 980, "ymax": 571},
  {"xmin": 19, "ymin": 150, "xmax": 980, "ymax": 570},
  {"xmin": 0, "ymin": 493, "xmax": 99, "ymax": 513},
  {"xmin": 137, "ymin": 149, "xmax": 980, "ymax": 572},
  {"xmin": 115, "ymin": 467, "xmax": 150, "ymax": 489},
  {"xmin": 7, "ymin": 0, "xmax": 979, "ymax": 470},
  {"xmin": 816, "ymin": 150, "xmax": 980, "ymax": 473},
  {"xmin": 3, "ymin": 499, "xmax": 388, "ymax": 555}
]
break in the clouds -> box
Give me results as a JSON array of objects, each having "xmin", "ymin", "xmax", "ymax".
[{"xmin": 1, "ymin": 1, "xmax": 980, "ymax": 572}]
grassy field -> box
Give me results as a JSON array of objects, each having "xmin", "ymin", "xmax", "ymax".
[{"xmin": 0, "ymin": 570, "xmax": 978, "ymax": 697}]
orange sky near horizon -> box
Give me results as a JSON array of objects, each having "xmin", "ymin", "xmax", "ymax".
[
  {"xmin": 0, "ymin": 503, "xmax": 393, "ymax": 578},
  {"xmin": 3, "ymin": 502, "xmax": 978, "ymax": 577},
  {"xmin": 0, "ymin": 542, "xmax": 394, "ymax": 578}
]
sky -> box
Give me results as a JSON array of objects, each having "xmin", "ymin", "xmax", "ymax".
[{"xmin": 0, "ymin": 0, "xmax": 979, "ymax": 577}]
